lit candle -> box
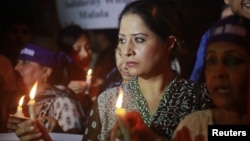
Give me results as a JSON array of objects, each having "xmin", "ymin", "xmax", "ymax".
[
  {"xmin": 28, "ymin": 81, "xmax": 38, "ymax": 120},
  {"xmin": 15, "ymin": 95, "xmax": 25, "ymax": 117},
  {"xmin": 115, "ymin": 89, "xmax": 126, "ymax": 116},
  {"xmin": 115, "ymin": 88, "xmax": 129, "ymax": 141},
  {"xmin": 85, "ymin": 69, "xmax": 92, "ymax": 95},
  {"xmin": 86, "ymin": 69, "xmax": 92, "ymax": 86}
]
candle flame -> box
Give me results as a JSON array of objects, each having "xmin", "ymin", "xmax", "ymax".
[
  {"xmin": 116, "ymin": 89, "xmax": 124, "ymax": 108},
  {"xmin": 87, "ymin": 69, "xmax": 92, "ymax": 76},
  {"xmin": 18, "ymin": 95, "xmax": 25, "ymax": 106},
  {"xmin": 29, "ymin": 81, "xmax": 38, "ymax": 99}
]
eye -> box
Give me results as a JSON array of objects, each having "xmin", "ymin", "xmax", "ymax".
[
  {"xmin": 134, "ymin": 37, "xmax": 144, "ymax": 43},
  {"xmin": 224, "ymin": 56, "xmax": 246, "ymax": 68},
  {"xmin": 118, "ymin": 37, "xmax": 126, "ymax": 45},
  {"xmin": 205, "ymin": 56, "xmax": 217, "ymax": 66}
]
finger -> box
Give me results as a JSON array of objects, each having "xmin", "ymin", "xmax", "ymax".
[
  {"xmin": 16, "ymin": 120, "xmax": 35, "ymax": 137},
  {"xmin": 35, "ymin": 120, "xmax": 53, "ymax": 141}
]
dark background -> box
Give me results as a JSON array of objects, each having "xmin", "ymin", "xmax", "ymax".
[{"xmin": 0, "ymin": 0, "xmax": 225, "ymax": 79}]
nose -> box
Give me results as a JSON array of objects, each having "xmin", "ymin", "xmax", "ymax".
[
  {"xmin": 79, "ymin": 46, "xmax": 89, "ymax": 59},
  {"xmin": 213, "ymin": 63, "xmax": 228, "ymax": 79},
  {"xmin": 15, "ymin": 62, "xmax": 22, "ymax": 72},
  {"xmin": 122, "ymin": 41, "xmax": 134, "ymax": 57}
]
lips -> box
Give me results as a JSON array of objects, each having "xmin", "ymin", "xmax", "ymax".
[
  {"xmin": 126, "ymin": 61, "xmax": 137, "ymax": 67},
  {"xmin": 216, "ymin": 87, "xmax": 230, "ymax": 93},
  {"xmin": 212, "ymin": 85, "xmax": 231, "ymax": 97}
]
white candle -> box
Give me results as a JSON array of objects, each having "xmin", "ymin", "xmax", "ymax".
[
  {"xmin": 28, "ymin": 81, "xmax": 38, "ymax": 120},
  {"xmin": 15, "ymin": 95, "xmax": 25, "ymax": 117},
  {"xmin": 115, "ymin": 89, "xmax": 126, "ymax": 116},
  {"xmin": 115, "ymin": 88, "xmax": 129, "ymax": 141},
  {"xmin": 86, "ymin": 69, "xmax": 92, "ymax": 86},
  {"xmin": 85, "ymin": 69, "xmax": 92, "ymax": 95}
]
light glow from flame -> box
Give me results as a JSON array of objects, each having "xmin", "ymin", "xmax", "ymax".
[
  {"xmin": 18, "ymin": 95, "xmax": 25, "ymax": 106},
  {"xmin": 29, "ymin": 81, "xmax": 38, "ymax": 100},
  {"xmin": 87, "ymin": 69, "xmax": 92, "ymax": 76},
  {"xmin": 116, "ymin": 89, "xmax": 124, "ymax": 109}
]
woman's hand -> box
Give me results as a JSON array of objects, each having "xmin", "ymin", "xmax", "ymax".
[
  {"xmin": 67, "ymin": 80, "xmax": 88, "ymax": 94},
  {"xmin": 111, "ymin": 111, "xmax": 168, "ymax": 141},
  {"xmin": 7, "ymin": 114, "xmax": 29, "ymax": 132},
  {"xmin": 16, "ymin": 119, "xmax": 52, "ymax": 141}
]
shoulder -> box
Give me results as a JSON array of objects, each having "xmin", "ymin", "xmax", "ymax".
[
  {"xmin": 43, "ymin": 85, "xmax": 76, "ymax": 99},
  {"xmin": 172, "ymin": 79, "xmax": 207, "ymax": 93}
]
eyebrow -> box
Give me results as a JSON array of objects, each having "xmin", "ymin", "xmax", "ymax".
[{"xmin": 119, "ymin": 33, "xmax": 149, "ymax": 37}]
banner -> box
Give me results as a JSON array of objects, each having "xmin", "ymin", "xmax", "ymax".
[{"xmin": 56, "ymin": 0, "xmax": 136, "ymax": 29}]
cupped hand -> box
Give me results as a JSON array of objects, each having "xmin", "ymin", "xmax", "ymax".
[
  {"xmin": 16, "ymin": 119, "xmax": 52, "ymax": 141},
  {"xmin": 111, "ymin": 111, "xmax": 167, "ymax": 141},
  {"xmin": 7, "ymin": 114, "xmax": 29, "ymax": 132}
]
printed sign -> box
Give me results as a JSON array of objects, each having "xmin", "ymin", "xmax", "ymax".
[{"xmin": 56, "ymin": 0, "xmax": 136, "ymax": 29}]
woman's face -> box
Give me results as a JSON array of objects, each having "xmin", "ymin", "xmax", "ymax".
[
  {"xmin": 116, "ymin": 48, "xmax": 132, "ymax": 82},
  {"xmin": 72, "ymin": 35, "xmax": 92, "ymax": 71},
  {"xmin": 205, "ymin": 42, "xmax": 249, "ymax": 110},
  {"xmin": 15, "ymin": 60, "xmax": 47, "ymax": 89},
  {"xmin": 118, "ymin": 14, "xmax": 167, "ymax": 77}
]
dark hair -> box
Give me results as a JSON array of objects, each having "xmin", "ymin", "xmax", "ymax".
[
  {"xmin": 118, "ymin": 0, "xmax": 183, "ymax": 43},
  {"xmin": 118, "ymin": 0, "xmax": 183, "ymax": 61},
  {"xmin": 57, "ymin": 24, "xmax": 91, "ymax": 54}
]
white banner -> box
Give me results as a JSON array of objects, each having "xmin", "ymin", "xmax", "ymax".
[{"xmin": 56, "ymin": 0, "xmax": 136, "ymax": 29}]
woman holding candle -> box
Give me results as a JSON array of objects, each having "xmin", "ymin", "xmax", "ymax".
[
  {"xmin": 111, "ymin": 14, "xmax": 250, "ymax": 141},
  {"xmin": 7, "ymin": 37, "xmax": 87, "ymax": 134},
  {"xmin": 57, "ymin": 25, "xmax": 94, "ymax": 112},
  {"xmin": 83, "ymin": 0, "xmax": 213, "ymax": 141}
]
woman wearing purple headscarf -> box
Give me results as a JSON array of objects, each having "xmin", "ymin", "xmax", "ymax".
[{"xmin": 7, "ymin": 38, "xmax": 87, "ymax": 134}]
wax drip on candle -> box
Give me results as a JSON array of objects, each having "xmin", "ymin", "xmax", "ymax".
[
  {"xmin": 15, "ymin": 95, "xmax": 25, "ymax": 117},
  {"xmin": 28, "ymin": 81, "xmax": 38, "ymax": 120}
]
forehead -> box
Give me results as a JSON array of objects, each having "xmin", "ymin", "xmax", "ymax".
[
  {"xmin": 119, "ymin": 14, "xmax": 151, "ymax": 34},
  {"xmin": 206, "ymin": 42, "xmax": 247, "ymax": 54}
]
